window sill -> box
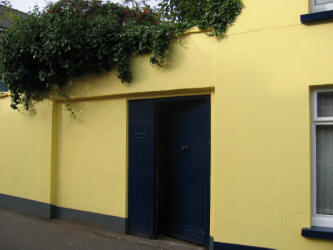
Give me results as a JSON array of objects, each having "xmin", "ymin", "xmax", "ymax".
[
  {"xmin": 301, "ymin": 10, "xmax": 333, "ymax": 24},
  {"xmin": 302, "ymin": 227, "xmax": 333, "ymax": 240}
]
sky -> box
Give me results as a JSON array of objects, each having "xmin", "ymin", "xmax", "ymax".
[
  {"xmin": 10, "ymin": 0, "xmax": 56, "ymax": 12},
  {"xmin": 9, "ymin": 0, "xmax": 157, "ymax": 13}
]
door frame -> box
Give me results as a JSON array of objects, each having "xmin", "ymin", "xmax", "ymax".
[{"xmin": 127, "ymin": 94, "xmax": 211, "ymax": 247}]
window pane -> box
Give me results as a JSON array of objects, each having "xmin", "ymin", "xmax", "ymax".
[
  {"xmin": 316, "ymin": 0, "xmax": 333, "ymax": 4},
  {"xmin": 317, "ymin": 92, "xmax": 333, "ymax": 117},
  {"xmin": 316, "ymin": 125, "xmax": 333, "ymax": 215},
  {"xmin": 0, "ymin": 82, "xmax": 8, "ymax": 92}
]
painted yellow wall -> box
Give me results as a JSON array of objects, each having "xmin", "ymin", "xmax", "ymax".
[
  {"xmin": 53, "ymin": 99, "xmax": 127, "ymax": 218},
  {"xmin": 63, "ymin": 32, "xmax": 216, "ymax": 99},
  {"xmin": 0, "ymin": 98, "xmax": 53, "ymax": 204},
  {"xmin": 2, "ymin": 0, "xmax": 333, "ymax": 249},
  {"xmin": 212, "ymin": 1, "xmax": 333, "ymax": 249}
]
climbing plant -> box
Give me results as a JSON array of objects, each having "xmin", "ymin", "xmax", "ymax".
[{"xmin": 0, "ymin": 0, "xmax": 243, "ymax": 111}]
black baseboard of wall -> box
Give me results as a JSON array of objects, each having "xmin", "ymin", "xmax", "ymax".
[
  {"xmin": 214, "ymin": 242, "xmax": 275, "ymax": 250},
  {"xmin": 0, "ymin": 193, "xmax": 51, "ymax": 219},
  {"xmin": 50, "ymin": 205, "xmax": 127, "ymax": 233},
  {"xmin": 0, "ymin": 193, "xmax": 127, "ymax": 234}
]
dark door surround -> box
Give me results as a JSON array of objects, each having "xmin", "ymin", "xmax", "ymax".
[{"xmin": 128, "ymin": 95, "xmax": 211, "ymax": 247}]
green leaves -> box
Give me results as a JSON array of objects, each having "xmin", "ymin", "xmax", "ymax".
[
  {"xmin": 0, "ymin": 0, "xmax": 243, "ymax": 111},
  {"xmin": 159, "ymin": 0, "xmax": 243, "ymax": 35}
]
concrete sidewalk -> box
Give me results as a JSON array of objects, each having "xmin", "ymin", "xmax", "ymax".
[{"xmin": 0, "ymin": 208, "xmax": 205, "ymax": 250}]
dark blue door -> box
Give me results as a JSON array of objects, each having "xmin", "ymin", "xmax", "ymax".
[
  {"xmin": 158, "ymin": 96, "xmax": 210, "ymax": 246},
  {"xmin": 129, "ymin": 95, "xmax": 210, "ymax": 246},
  {"xmin": 128, "ymin": 99, "xmax": 156, "ymax": 238}
]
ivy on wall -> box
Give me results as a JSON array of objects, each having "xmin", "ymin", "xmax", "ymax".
[{"xmin": 0, "ymin": 0, "xmax": 243, "ymax": 111}]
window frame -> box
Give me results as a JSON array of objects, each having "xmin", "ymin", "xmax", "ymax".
[
  {"xmin": 312, "ymin": 89, "xmax": 333, "ymax": 228},
  {"xmin": 312, "ymin": 0, "xmax": 333, "ymax": 13}
]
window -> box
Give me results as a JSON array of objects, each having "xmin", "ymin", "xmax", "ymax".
[
  {"xmin": 0, "ymin": 81, "xmax": 8, "ymax": 92},
  {"xmin": 312, "ymin": 90, "xmax": 333, "ymax": 228},
  {"xmin": 312, "ymin": 0, "xmax": 333, "ymax": 13}
]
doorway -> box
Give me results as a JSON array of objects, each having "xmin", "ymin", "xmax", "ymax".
[{"xmin": 129, "ymin": 95, "xmax": 210, "ymax": 247}]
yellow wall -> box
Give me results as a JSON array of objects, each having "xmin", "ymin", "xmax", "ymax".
[
  {"xmin": 53, "ymin": 99, "xmax": 127, "ymax": 218},
  {"xmin": 0, "ymin": 98, "xmax": 53, "ymax": 204},
  {"xmin": 2, "ymin": 0, "xmax": 333, "ymax": 249},
  {"xmin": 212, "ymin": 1, "xmax": 333, "ymax": 249}
]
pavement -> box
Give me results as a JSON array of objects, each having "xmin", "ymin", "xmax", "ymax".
[{"xmin": 0, "ymin": 208, "xmax": 205, "ymax": 250}]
